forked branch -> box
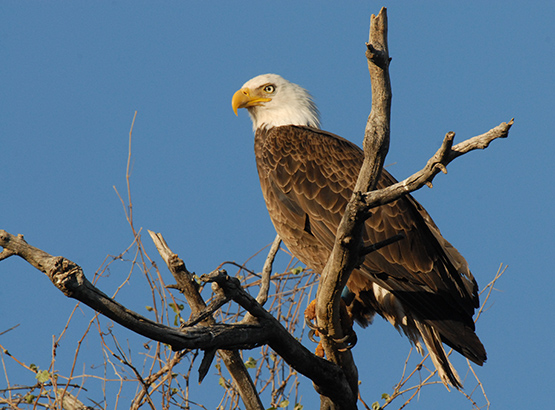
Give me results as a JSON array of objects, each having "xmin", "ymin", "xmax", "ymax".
[
  {"xmin": 148, "ymin": 230, "xmax": 263, "ymax": 410},
  {"xmin": 313, "ymin": 6, "xmax": 512, "ymax": 409},
  {"xmin": 0, "ymin": 229, "xmax": 356, "ymax": 409},
  {"xmin": 362, "ymin": 120, "xmax": 513, "ymax": 210},
  {"xmin": 315, "ymin": 8, "xmax": 393, "ymax": 406}
]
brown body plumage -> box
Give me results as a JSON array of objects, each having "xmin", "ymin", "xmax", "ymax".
[{"xmin": 233, "ymin": 74, "xmax": 486, "ymax": 388}]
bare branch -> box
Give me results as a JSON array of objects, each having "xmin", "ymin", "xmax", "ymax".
[
  {"xmin": 0, "ymin": 230, "xmax": 268, "ymax": 351},
  {"xmin": 257, "ymin": 234, "xmax": 282, "ymax": 306},
  {"xmin": 360, "ymin": 233, "xmax": 405, "ymax": 257},
  {"xmin": 315, "ymin": 8, "xmax": 391, "ymax": 406},
  {"xmin": 0, "ymin": 228, "xmax": 358, "ymax": 409},
  {"xmin": 241, "ymin": 234, "xmax": 282, "ymax": 326},
  {"xmin": 149, "ymin": 231, "xmax": 205, "ymax": 318},
  {"xmin": 192, "ymin": 270, "xmax": 357, "ymax": 409},
  {"xmin": 55, "ymin": 389, "xmax": 94, "ymax": 410},
  {"xmin": 313, "ymin": 7, "xmax": 512, "ymax": 409},
  {"xmin": 148, "ymin": 230, "xmax": 264, "ymax": 410},
  {"xmin": 362, "ymin": 119, "xmax": 514, "ymax": 209}
]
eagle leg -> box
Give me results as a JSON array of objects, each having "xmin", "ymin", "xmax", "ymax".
[
  {"xmin": 335, "ymin": 298, "xmax": 358, "ymax": 351},
  {"xmin": 304, "ymin": 298, "xmax": 358, "ymax": 356},
  {"xmin": 304, "ymin": 299, "xmax": 325, "ymax": 357}
]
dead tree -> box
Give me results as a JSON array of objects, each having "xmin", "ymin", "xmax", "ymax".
[{"xmin": 0, "ymin": 8, "xmax": 511, "ymax": 410}]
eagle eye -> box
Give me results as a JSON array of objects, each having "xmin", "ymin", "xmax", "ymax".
[{"xmin": 263, "ymin": 84, "xmax": 275, "ymax": 94}]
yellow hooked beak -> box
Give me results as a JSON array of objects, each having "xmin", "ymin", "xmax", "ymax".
[{"xmin": 232, "ymin": 87, "xmax": 272, "ymax": 116}]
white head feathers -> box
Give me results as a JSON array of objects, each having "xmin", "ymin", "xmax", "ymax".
[{"xmin": 233, "ymin": 74, "xmax": 320, "ymax": 131}]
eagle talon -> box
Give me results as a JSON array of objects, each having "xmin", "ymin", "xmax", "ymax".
[
  {"xmin": 304, "ymin": 315, "xmax": 319, "ymax": 331},
  {"xmin": 305, "ymin": 299, "xmax": 326, "ymax": 355},
  {"xmin": 308, "ymin": 329, "xmax": 319, "ymax": 344},
  {"xmin": 335, "ymin": 330, "xmax": 358, "ymax": 351}
]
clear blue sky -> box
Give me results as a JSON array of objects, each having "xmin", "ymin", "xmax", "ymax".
[{"xmin": 1, "ymin": 1, "xmax": 553, "ymax": 409}]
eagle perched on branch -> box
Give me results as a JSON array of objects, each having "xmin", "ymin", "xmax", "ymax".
[{"xmin": 232, "ymin": 73, "xmax": 486, "ymax": 388}]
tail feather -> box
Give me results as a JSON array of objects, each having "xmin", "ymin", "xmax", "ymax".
[
  {"xmin": 415, "ymin": 320, "xmax": 462, "ymax": 390},
  {"xmin": 346, "ymin": 282, "xmax": 482, "ymax": 389}
]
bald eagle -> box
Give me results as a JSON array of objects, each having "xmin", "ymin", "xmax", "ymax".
[{"xmin": 232, "ymin": 73, "xmax": 486, "ymax": 388}]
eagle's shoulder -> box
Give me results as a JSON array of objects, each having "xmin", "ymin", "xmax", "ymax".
[{"xmin": 255, "ymin": 125, "xmax": 363, "ymax": 182}]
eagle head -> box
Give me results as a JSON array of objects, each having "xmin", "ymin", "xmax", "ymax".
[{"xmin": 232, "ymin": 73, "xmax": 320, "ymax": 131}]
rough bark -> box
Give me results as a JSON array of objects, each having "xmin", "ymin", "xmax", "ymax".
[{"xmin": 315, "ymin": 9, "xmax": 392, "ymax": 407}]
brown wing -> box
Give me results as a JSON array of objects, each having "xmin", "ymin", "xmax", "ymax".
[{"xmin": 254, "ymin": 125, "xmax": 486, "ymax": 376}]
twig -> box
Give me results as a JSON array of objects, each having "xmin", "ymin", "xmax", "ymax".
[
  {"xmin": 0, "ymin": 324, "xmax": 20, "ymax": 337},
  {"xmin": 257, "ymin": 234, "xmax": 282, "ymax": 306},
  {"xmin": 475, "ymin": 263, "xmax": 507, "ymax": 322}
]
